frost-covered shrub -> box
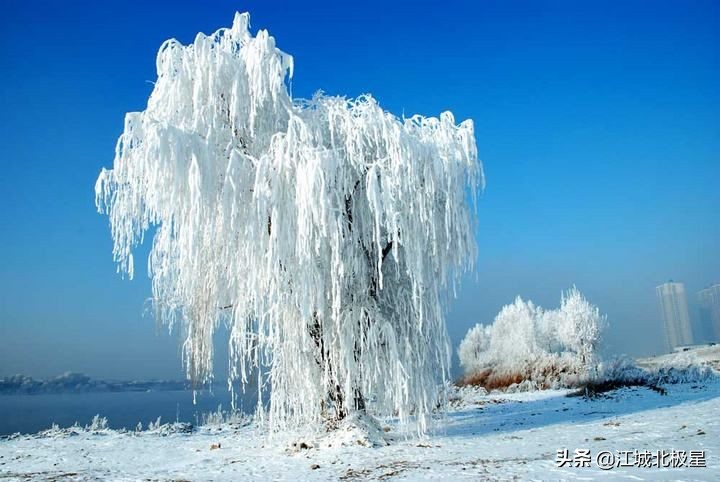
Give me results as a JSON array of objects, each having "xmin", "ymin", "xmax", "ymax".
[
  {"xmin": 489, "ymin": 298, "xmax": 541, "ymax": 369},
  {"xmin": 458, "ymin": 288, "xmax": 606, "ymax": 390},
  {"xmin": 651, "ymin": 364, "xmax": 718, "ymax": 384},
  {"xmin": 569, "ymin": 354, "xmax": 720, "ymax": 397},
  {"xmin": 36, "ymin": 417, "xmax": 110, "ymax": 438},
  {"xmin": 557, "ymin": 287, "xmax": 604, "ymax": 371},
  {"xmin": 144, "ymin": 421, "xmax": 194, "ymax": 436},
  {"xmin": 599, "ymin": 354, "xmax": 719, "ymax": 386},
  {"xmin": 147, "ymin": 416, "xmax": 163, "ymax": 431},
  {"xmin": 457, "ymin": 323, "xmax": 492, "ymax": 375},
  {"xmin": 595, "ymin": 356, "xmax": 645, "ymax": 384},
  {"xmin": 200, "ymin": 405, "xmax": 252, "ymax": 427},
  {"xmin": 87, "ymin": 414, "xmax": 108, "ymax": 432}
]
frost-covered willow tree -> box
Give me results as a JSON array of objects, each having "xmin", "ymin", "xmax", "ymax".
[{"xmin": 96, "ymin": 13, "xmax": 481, "ymax": 431}]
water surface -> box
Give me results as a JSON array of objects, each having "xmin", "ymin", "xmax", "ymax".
[{"xmin": 0, "ymin": 389, "xmax": 259, "ymax": 435}]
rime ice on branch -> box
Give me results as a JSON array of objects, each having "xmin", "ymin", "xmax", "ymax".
[{"xmin": 95, "ymin": 12, "xmax": 482, "ymax": 431}]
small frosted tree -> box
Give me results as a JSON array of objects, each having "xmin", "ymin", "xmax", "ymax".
[
  {"xmin": 95, "ymin": 13, "xmax": 481, "ymax": 431},
  {"xmin": 458, "ymin": 323, "xmax": 492, "ymax": 375},
  {"xmin": 488, "ymin": 297, "xmax": 541, "ymax": 364},
  {"xmin": 557, "ymin": 287, "xmax": 606, "ymax": 373}
]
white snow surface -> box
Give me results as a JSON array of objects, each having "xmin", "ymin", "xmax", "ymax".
[
  {"xmin": 638, "ymin": 344, "xmax": 720, "ymax": 372},
  {"xmin": 2, "ymin": 381, "xmax": 719, "ymax": 481}
]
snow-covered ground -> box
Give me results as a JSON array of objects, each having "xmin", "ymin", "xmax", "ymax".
[
  {"xmin": 638, "ymin": 344, "xmax": 720, "ymax": 372},
  {"xmin": 2, "ymin": 379, "xmax": 719, "ymax": 481}
]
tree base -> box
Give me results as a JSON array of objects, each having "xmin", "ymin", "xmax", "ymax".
[{"xmin": 321, "ymin": 411, "xmax": 390, "ymax": 448}]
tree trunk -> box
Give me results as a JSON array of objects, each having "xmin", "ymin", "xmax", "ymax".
[{"xmin": 310, "ymin": 175, "xmax": 393, "ymax": 421}]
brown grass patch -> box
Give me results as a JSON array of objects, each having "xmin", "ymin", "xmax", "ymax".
[
  {"xmin": 458, "ymin": 369, "xmax": 525, "ymax": 391},
  {"xmin": 458, "ymin": 363, "xmax": 579, "ymax": 391}
]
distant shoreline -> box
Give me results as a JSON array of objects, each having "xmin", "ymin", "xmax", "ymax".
[{"xmin": 0, "ymin": 372, "xmax": 200, "ymax": 395}]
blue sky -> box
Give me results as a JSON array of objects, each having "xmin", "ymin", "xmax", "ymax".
[{"xmin": 1, "ymin": 0, "xmax": 718, "ymax": 380}]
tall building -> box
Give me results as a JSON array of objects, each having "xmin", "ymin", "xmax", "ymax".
[
  {"xmin": 656, "ymin": 281, "xmax": 693, "ymax": 351},
  {"xmin": 698, "ymin": 284, "xmax": 720, "ymax": 341}
]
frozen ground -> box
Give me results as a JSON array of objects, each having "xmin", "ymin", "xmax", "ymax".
[{"xmin": 2, "ymin": 379, "xmax": 719, "ymax": 481}]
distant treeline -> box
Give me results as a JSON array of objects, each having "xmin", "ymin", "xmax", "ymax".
[{"xmin": 0, "ymin": 372, "xmax": 191, "ymax": 395}]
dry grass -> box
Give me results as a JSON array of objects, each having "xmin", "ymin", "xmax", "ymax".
[
  {"xmin": 458, "ymin": 369, "xmax": 525, "ymax": 391},
  {"xmin": 458, "ymin": 362, "xmax": 669, "ymax": 397},
  {"xmin": 457, "ymin": 363, "xmax": 580, "ymax": 391}
]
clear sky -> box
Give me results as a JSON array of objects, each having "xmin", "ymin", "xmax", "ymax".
[{"xmin": 1, "ymin": 0, "xmax": 718, "ymax": 380}]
